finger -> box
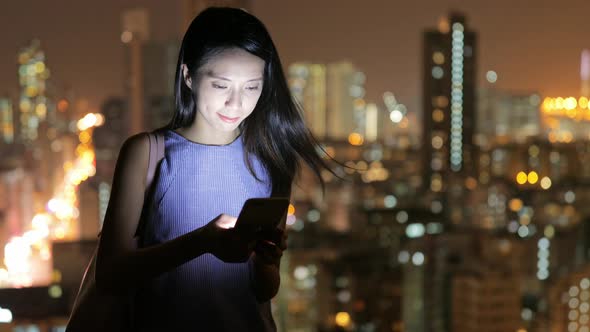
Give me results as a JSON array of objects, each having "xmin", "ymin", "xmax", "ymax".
[
  {"xmin": 217, "ymin": 215, "xmax": 238, "ymax": 229},
  {"xmin": 255, "ymin": 248, "xmax": 280, "ymax": 265},
  {"xmin": 256, "ymin": 241, "xmax": 282, "ymax": 259}
]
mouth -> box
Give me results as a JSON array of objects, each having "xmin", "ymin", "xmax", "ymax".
[{"xmin": 217, "ymin": 113, "xmax": 240, "ymax": 123}]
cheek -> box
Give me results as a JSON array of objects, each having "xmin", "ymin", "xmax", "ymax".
[
  {"xmin": 244, "ymin": 93, "xmax": 262, "ymax": 111},
  {"xmin": 197, "ymin": 91, "xmax": 226, "ymax": 113}
]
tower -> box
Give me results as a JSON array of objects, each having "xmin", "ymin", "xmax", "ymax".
[
  {"xmin": 421, "ymin": 13, "xmax": 477, "ymax": 220},
  {"xmin": 121, "ymin": 8, "xmax": 150, "ymax": 135},
  {"xmin": 581, "ymin": 49, "xmax": 590, "ymax": 98},
  {"xmin": 17, "ymin": 39, "xmax": 51, "ymax": 143}
]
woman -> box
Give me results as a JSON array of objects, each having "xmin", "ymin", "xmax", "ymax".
[{"xmin": 95, "ymin": 7, "xmax": 334, "ymax": 331}]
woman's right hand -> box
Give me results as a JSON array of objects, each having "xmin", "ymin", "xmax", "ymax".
[{"xmin": 201, "ymin": 214, "xmax": 256, "ymax": 263}]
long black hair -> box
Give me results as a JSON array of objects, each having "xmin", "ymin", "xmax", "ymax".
[{"xmin": 168, "ymin": 7, "xmax": 337, "ymax": 197}]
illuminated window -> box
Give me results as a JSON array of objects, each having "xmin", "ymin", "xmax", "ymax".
[
  {"xmin": 486, "ymin": 70, "xmax": 498, "ymax": 83},
  {"xmin": 430, "ymin": 173, "xmax": 443, "ymax": 192},
  {"xmin": 432, "ymin": 135, "xmax": 443, "ymax": 149},
  {"xmin": 450, "ymin": 23, "xmax": 464, "ymax": 171},
  {"xmin": 432, "ymin": 66, "xmax": 444, "ymax": 79},
  {"xmin": 432, "ymin": 109, "xmax": 444, "ymax": 122},
  {"xmin": 432, "ymin": 96, "xmax": 449, "ymax": 108},
  {"xmin": 433, "ymin": 51, "xmax": 445, "ymax": 65},
  {"xmin": 431, "ymin": 158, "xmax": 442, "ymax": 171}
]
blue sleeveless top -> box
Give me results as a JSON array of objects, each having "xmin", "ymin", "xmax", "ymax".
[{"xmin": 134, "ymin": 129, "xmax": 276, "ymax": 331}]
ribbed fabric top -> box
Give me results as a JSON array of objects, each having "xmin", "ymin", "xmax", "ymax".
[{"xmin": 134, "ymin": 129, "xmax": 275, "ymax": 331}]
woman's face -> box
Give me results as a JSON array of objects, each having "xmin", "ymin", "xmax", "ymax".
[{"xmin": 190, "ymin": 48, "xmax": 265, "ymax": 139}]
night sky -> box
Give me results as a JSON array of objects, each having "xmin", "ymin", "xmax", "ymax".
[{"xmin": 1, "ymin": 0, "xmax": 589, "ymax": 119}]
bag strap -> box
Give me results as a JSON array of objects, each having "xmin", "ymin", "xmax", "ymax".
[
  {"xmin": 97, "ymin": 130, "xmax": 165, "ymax": 239},
  {"xmin": 146, "ymin": 130, "xmax": 165, "ymax": 191},
  {"xmin": 134, "ymin": 130, "xmax": 165, "ymax": 238}
]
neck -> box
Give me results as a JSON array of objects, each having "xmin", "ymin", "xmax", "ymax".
[{"xmin": 176, "ymin": 123, "xmax": 240, "ymax": 146}]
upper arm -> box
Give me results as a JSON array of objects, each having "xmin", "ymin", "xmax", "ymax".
[{"xmin": 97, "ymin": 133, "xmax": 150, "ymax": 265}]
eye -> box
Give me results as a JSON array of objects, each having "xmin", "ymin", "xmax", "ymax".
[
  {"xmin": 245, "ymin": 85, "xmax": 260, "ymax": 91},
  {"xmin": 212, "ymin": 83, "xmax": 227, "ymax": 89}
]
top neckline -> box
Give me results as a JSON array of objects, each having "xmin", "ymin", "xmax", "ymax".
[{"xmin": 168, "ymin": 129, "xmax": 242, "ymax": 147}]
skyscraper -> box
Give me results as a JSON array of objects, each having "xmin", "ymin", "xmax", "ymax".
[
  {"xmin": 17, "ymin": 39, "xmax": 51, "ymax": 144},
  {"xmin": 477, "ymin": 88, "xmax": 541, "ymax": 143},
  {"xmin": 582, "ymin": 49, "xmax": 590, "ymax": 98},
  {"xmin": 327, "ymin": 62, "xmax": 366, "ymax": 140},
  {"xmin": 143, "ymin": 40, "xmax": 179, "ymax": 130},
  {"xmin": 288, "ymin": 61, "xmax": 366, "ymax": 140},
  {"xmin": 289, "ymin": 63, "xmax": 327, "ymax": 138},
  {"xmin": 121, "ymin": 8, "xmax": 150, "ymax": 135},
  {"xmin": 122, "ymin": 9, "xmax": 180, "ymax": 134},
  {"xmin": 549, "ymin": 265, "xmax": 590, "ymax": 332},
  {"xmin": 181, "ymin": 0, "xmax": 251, "ymax": 34},
  {"xmin": 0, "ymin": 98, "xmax": 14, "ymax": 144},
  {"xmin": 422, "ymin": 13, "xmax": 477, "ymax": 190}
]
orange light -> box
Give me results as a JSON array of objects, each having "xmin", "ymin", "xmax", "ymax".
[
  {"xmin": 465, "ymin": 177, "xmax": 477, "ymax": 190},
  {"xmin": 353, "ymin": 98, "xmax": 366, "ymax": 109},
  {"xmin": 79, "ymin": 131, "xmax": 91, "ymax": 144},
  {"xmin": 335, "ymin": 312, "xmax": 351, "ymax": 328},
  {"xmin": 57, "ymin": 99, "xmax": 69, "ymax": 112},
  {"xmin": 348, "ymin": 133, "xmax": 364, "ymax": 146},
  {"xmin": 509, "ymin": 199, "xmax": 523, "ymax": 212},
  {"xmin": 288, "ymin": 204, "xmax": 295, "ymax": 216}
]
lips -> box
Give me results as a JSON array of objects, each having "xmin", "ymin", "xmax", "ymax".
[{"xmin": 217, "ymin": 113, "xmax": 240, "ymax": 123}]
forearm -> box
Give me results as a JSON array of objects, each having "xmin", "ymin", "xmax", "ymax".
[
  {"xmin": 96, "ymin": 227, "xmax": 209, "ymax": 294},
  {"xmin": 250, "ymin": 254, "xmax": 281, "ymax": 302}
]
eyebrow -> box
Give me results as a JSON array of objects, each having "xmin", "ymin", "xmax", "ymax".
[{"xmin": 206, "ymin": 71, "xmax": 263, "ymax": 82}]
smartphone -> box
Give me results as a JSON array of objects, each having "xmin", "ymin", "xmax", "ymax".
[{"xmin": 235, "ymin": 197, "xmax": 290, "ymax": 240}]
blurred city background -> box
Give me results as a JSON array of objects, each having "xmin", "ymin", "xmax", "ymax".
[{"xmin": 0, "ymin": 0, "xmax": 590, "ymax": 331}]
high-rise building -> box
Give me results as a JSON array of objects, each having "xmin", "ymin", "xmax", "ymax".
[
  {"xmin": 289, "ymin": 63, "xmax": 327, "ymax": 138},
  {"xmin": 538, "ymin": 51, "xmax": 590, "ymax": 142},
  {"xmin": 582, "ymin": 49, "xmax": 590, "ymax": 98},
  {"xmin": 402, "ymin": 231, "xmax": 527, "ymax": 332},
  {"xmin": 181, "ymin": 0, "xmax": 251, "ymax": 35},
  {"xmin": 0, "ymin": 98, "xmax": 14, "ymax": 144},
  {"xmin": 93, "ymin": 97, "xmax": 128, "ymax": 179},
  {"xmin": 452, "ymin": 269, "xmax": 521, "ymax": 332},
  {"xmin": 327, "ymin": 62, "xmax": 366, "ymax": 140},
  {"xmin": 548, "ymin": 265, "xmax": 590, "ymax": 332},
  {"xmin": 143, "ymin": 41, "xmax": 179, "ymax": 130},
  {"xmin": 17, "ymin": 39, "xmax": 52, "ymax": 144},
  {"xmin": 122, "ymin": 8, "xmax": 150, "ymax": 135},
  {"xmin": 92, "ymin": 97, "xmax": 128, "ymax": 229},
  {"xmin": 422, "ymin": 12, "xmax": 477, "ymax": 189},
  {"xmin": 477, "ymin": 88, "xmax": 541, "ymax": 144},
  {"xmin": 288, "ymin": 61, "xmax": 367, "ymax": 140},
  {"xmin": 122, "ymin": 10, "xmax": 180, "ymax": 134}
]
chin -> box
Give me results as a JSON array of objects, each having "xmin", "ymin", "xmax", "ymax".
[{"xmin": 216, "ymin": 123, "xmax": 240, "ymax": 131}]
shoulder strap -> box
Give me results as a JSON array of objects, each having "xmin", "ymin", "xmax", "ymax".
[
  {"xmin": 146, "ymin": 130, "xmax": 165, "ymax": 190},
  {"xmin": 97, "ymin": 130, "xmax": 166, "ymax": 239},
  {"xmin": 134, "ymin": 130, "xmax": 165, "ymax": 238}
]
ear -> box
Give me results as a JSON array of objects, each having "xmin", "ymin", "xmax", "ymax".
[{"xmin": 181, "ymin": 64, "xmax": 192, "ymax": 90}]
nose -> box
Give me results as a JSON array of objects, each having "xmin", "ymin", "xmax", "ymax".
[{"xmin": 225, "ymin": 88, "xmax": 242, "ymax": 110}]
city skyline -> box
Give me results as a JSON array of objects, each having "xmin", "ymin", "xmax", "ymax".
[
  {"xmin": 1, "ymin": 0, "xmax": 589, "ymax": 120},
  {"xmin": 1, "ymin": 2, "xmax": 590, "ymax": 331}
]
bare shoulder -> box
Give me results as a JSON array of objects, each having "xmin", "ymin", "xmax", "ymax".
[
  {"xmin": 120, "ymin": 132, "xmax": 150, "ymax": 161},
  {"xmin": 99, "ymin": 132, "xmax": 151, "ymax": 251},
  {"xmin": 115, "ymin": 133, "xmax": 151, "ymax": 182}
]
